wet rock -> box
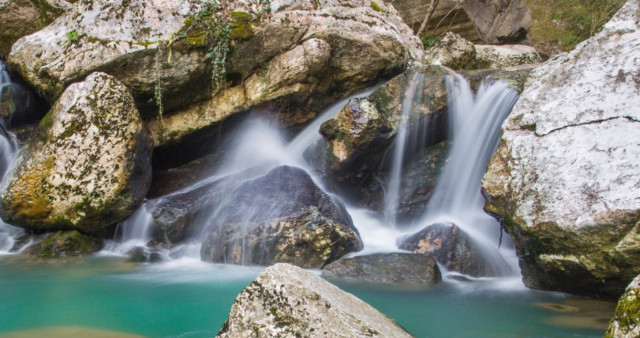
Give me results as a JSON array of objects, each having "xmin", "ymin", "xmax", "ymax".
[
  {"xmin": 0, "ymin": 80, "xmax": 48, "ymax": 126},
  {"xmin": 0, "ymin": 72, "xmax": 153, "ymax": 236},
  {"xmin": 0, "ymin": 0, "xmax": 72, "ymax": 56},
  {"xmin": 389, "ymin": 0, "xmax": 531, "ymax": 44},
  {"xmin": 200, "ymin": 165, "xmax": 362, "ymax": 268},
  {"xmin": 127, "ymin": 247, "xmax": 163, "ymax": 263},
  {"xmin": 217, "ymin": 263, "xmax": 413, "ymax": 337},
  {"xmin": 606, "ymin": 274, "xmax": 640, "ymax": 337},
  {"xmin": 459, "ymin": 63, "xmax": 537, "ymax": 94},
  {"xmin": 26, "ymin": 230, "xmax": 104, "ymax": 258},
  {"xmin": 322, "ymin": 253, "xmax": 441, "ymax": 285},
  {"xmin": 320, "ymin": 66, "xmax": 449, "ymax": 201},
  {"xmin": 482, "ymin": 0, "xmax": 640, "ymax": 298},
  {"xmin": 399, "ymin": 223, "xmax": 496, "ymax": 277}
]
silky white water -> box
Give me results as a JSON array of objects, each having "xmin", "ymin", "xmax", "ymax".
[{"xmin": 0, "ymin": 61, "xmax": 24, "ymax": 255}]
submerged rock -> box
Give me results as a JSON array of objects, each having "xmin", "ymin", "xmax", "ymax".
[
  {"xmin": 606, "ymin": 274, "xmax": 640, "ymax": 337},
  {"xmin": 482, "ymin": 0, "xmax": 640, "ymax": 298},
  {"xmin": 217, "ymin": 263, "xmax": 413, "ymax": 337},
  {"xmin": 399, "ymin": 223, "xmax": 496, "ymax": 277},
  {"xmin": 0, "ymin": 72, "xmax": 153, "ymax": 236},
  {"xmin": 0, "ymin": 0, "xmax": 71, "ymax": 56},
  {"xmin": 200, "ymin": 166, "xmax": 362, "ymax": 268},
  {"xmin": 322, "ymin": 253, "xmax": 441, "ymax": 285},
  {"xmin": 389, "ymin": 0, "xmax": 531, "ymax": 44},
  {"xmin": 26, "ymin": 230, "xmax": 104, "ymax": 258}
]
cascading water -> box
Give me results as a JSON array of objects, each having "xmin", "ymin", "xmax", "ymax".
[
  {"xmin": 383, "ymin": 73, "xmax": 425, "ymax": 223},
  {"xmin": 415, "ymin": 74, "xmax": 520, "ymax": 276},
  {"xmin": 0, "ymin": 61, "xmax": 24, "ymax": 254}
]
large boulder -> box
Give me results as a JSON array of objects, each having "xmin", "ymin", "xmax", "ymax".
[
  {"xmin": 399, "ymin": 222, "xmax": 497, "ymax": 277},
  {"xmin": 606, "ymin": 274, "xmax": 640, "ymax": 337},
  {"xmin": 322, "ymin": 253, "xmax": 442, "ymax": 285},
  {"xmin": 389, "ymin": 0, "xmax": 531, "ymax": 44},
  {"xmin": 0, "ymin": 0, "xmax": 72, "ymax": 57},
  {"xmin": 482, "ymin": 0, "xmax": 640, "ymax": 298},
  {"xmin": 199, "ymin": 165, "xmax": 363, "ymax": 268},
  {"xmin": 0, "ymin": 72, "xmax": 153, "ymax": 236},
  {"xmin": 217, "ymin": 263, "xmax": 413, "ymax": 337},
  {"xmin": 7, "ymin": 0, "xmax": 422, "ymax": 147},
  {"xmin": 320, "ymin": 65, "xmax": 449, "ymax": 200}
]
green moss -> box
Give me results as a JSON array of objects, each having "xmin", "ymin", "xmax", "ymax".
[
  {"xmin": 606, "ymin": 287, "xmax": 640, "ymax": 337},
  {"xmin": 39, "ymin": 111, "xmax": 53, "ymax": 129},
  {"xmin": 36, "ymin": 230, "xmax": 102, "ymax": 257},
  {"xmin": 66, "ymin": 30, "xmax": 80, "ymax": 44},
  {"xmin": 136, "ymin": 40, "xmax": 157, "ymax": 47},
  {"xmin": 370, "ymin": 0, "xmax": 383, "ymax": 12},
  {"xmin": 30, "ymin": 0, "xmax": 66, "ymax": 30},
  {"xmin": 230, "ymin": 11, "xmax": 255, "ymax": 40}
]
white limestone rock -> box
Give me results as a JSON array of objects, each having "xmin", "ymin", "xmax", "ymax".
[
  {"xmin": 474, "ymin": 44, "xmax": 541, "ymax": 69},
  {"xmin": 482, "ymin": 0, "xmax": 640, "ymax": 297},
  {"xmin": 218, "ymin": 263, "xmax": 413, "ymax": 337}
]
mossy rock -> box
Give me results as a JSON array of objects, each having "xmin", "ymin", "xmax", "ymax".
[
  {"xmin": 606, "ymin": 274, "xmax": 640, "ymax": 337},
  {"xmin": 26, "ymin": 230, "xmax": 104, "ymax": 258}
]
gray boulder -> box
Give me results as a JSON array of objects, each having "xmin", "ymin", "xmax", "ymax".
[
  {"xmin": 217, "ymin": 263, "xmax": 413, "ymax": 337},
  {"xmin": 482, "ymin": 0, "xmax": 640, "ymax": 298},
  {"xmin": 200, "ymin": 166, "xmax": 363, "ymax": 268}
]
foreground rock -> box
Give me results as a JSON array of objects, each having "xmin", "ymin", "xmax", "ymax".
[
  {"xmin": 320, "ymin": 66, "xmax": 449, "ymax": 200},
  {"xmin": 606, "ymin": 274, "xmax": 640, "ymax": 337},
  {"xmin": 26, "ymin": 230, "xmax": 103, "ymax": 258},
  {"xmin": 482, "ymin": 0, "xmax": 640, "ymax": 298},
  {"xmin": 218, "ymin": 263, "xmax": 413, "ymax": 337},
  {"xmin": 400, "ymin": 223, "xmax": 497, "ymax": 277},
  {"xmin": 0, "ymin": 0, "xmax": 71, "ymax": 56},
  {"xmin": 0, "ymin": 72, "xmax": 153, "ymax": 236},
  {"xmin": 323, "ymin": 253, "xmax": 441, "ymax": 285},
  {"xmin": 197, "ymin": 166, "xmax": 363, "ymax": 268},
  {"xmin": 389, "ymin": 0, "xmax": 531, "ymax": 43},
  {"xmin": 7, "ymin": 0, "xmax": 421, "ymax": 148}
]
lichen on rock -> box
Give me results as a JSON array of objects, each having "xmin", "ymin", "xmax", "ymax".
[
  {"xmin": 606, "ymin": 274, "xmax": 640, "ymax": 337},
  {"xmin": 0, "ymin": 72, "xmax": 152, "ymax": 235}
]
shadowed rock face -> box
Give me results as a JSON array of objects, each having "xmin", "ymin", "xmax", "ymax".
[
  {"xmin": 157, "ymin": 165, "xmax": 362, "ymax": 268},
  {"xmin": 322, "ymin": 253, "xmax": 442, "ymax": 285},
  {"xmin": 218, "ymin": 263, "xmax": 413, "ymax": 337},
  {"xmin": 482, "ymin": 0, "xmax": 640, "ymax": 298},
  {"xmin": 0, "ymin": 72, "xmax": 152, "ymax": 236},
  {"xmin": 400, "ymin": 223, "xmax": 497, "ymax": 277}
]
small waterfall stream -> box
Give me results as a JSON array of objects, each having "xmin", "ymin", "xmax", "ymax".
[{"xmin": 0, "ymin": 61, "xmax": 24, "ymax": 254}]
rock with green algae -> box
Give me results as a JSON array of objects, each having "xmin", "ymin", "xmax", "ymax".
[
  {"xmin": 0, "ymin": 0, "xmax": 72, "ymax": 56},
  {"xmin": 606, "ymin": 274, "xmax": 640, "ymax": 337},
  {"xmin": 0, "ymin": 72, "xmax": 152, "ymax": 236},
  {"xmin": 322, "ymin": 253, "xmax": 441, "ymax": 285},
  {"xmin": 26, "ymin": 230, "xmax": 104, "ymax": 257},
  {"xmin": 217, "ymin": 263, "xmax": 414, "ymax": 337},
  {"xmin": 481, "ymin": 0, "xmax": 640, "ymax": 298}
]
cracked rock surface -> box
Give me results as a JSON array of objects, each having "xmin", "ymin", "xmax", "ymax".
[{"xmin": 482, "ymin": 0, "xmax": 640, "ymax": 298}]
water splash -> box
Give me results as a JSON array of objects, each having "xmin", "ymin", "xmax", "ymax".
[
  {"xmin": 100, "ymin": 204, "xmax": 159, "ymax": 256},
  {"xmin": 0, "ymin": 61, "xmax": 23, "ymax": 254}
]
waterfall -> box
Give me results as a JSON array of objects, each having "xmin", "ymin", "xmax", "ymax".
[
  {"xmin": 416, "ymin": 74, "xmax": 520, "ymax": 276},
  {"xmin": 383, "ymin": 73, "xmax": 424, "ymax": 224},
  {"xmin": 0, "ymin": 61, "xmax": 24, "ymax": 254}
]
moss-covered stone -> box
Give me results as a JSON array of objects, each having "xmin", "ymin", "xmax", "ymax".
[
  {"xmin": 26, "ymin": 230, "xmax": 104, "ymax": 257},
  {"xmin": 606, "ymin": 274, "xmax": 640, "ymax": 337}
]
